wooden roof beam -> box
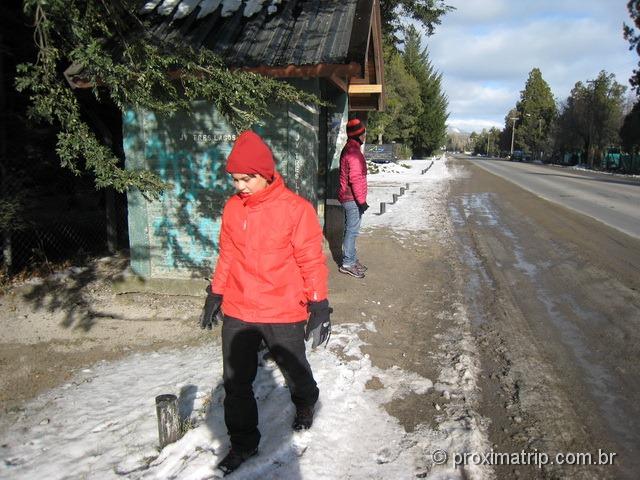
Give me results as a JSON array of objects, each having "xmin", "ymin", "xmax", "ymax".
[
  {"xmin": 242, "ymin": 62, "xmax": 362, "ymax": 79},
  {"xmin": 348, "ymin": 84, "xmax": 382, "ymax": 94},
  {"xmin": 329, "ymin": 74, "xmax": 349, "ymax": 93},
  {"xmin": 64, "ymin": 62, "xmax": 363, "ymax": 89}
]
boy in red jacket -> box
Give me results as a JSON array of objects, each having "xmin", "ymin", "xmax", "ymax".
[
  {"xmin": 199, "ymin": 131, "xmax": 331, "ymax": 476},
  {"xmin": 338, "ymin": 118, "xmax": 369, "ymax": 278}
]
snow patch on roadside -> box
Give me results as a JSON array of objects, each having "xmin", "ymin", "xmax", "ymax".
[
  {"xmin": 361, "ymin": 155, "xmax": 494, "ymax": 479},
  {"xmin": 363, "ymin": 156, "xmax": 453, "ymax": 236},
  {"xmin": 432, "ymin": 303, "xmax": 493, "ymax": 479},
  {"xmin": 1, "ymin": 322, "xmax": 483, "ymax": 479},
  {"xmin": 567, "ymin": 164, "xmax": 640, "ymax": 179},
  {"xmin": 0, "ymin": 317, "xmax": 493, "ymax": 479}
]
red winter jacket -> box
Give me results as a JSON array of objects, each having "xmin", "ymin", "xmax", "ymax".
[
  {"xmin": 211, "ymin": 173, "xmax": 328, "ymax": 323},
  {"xmin": 338, "ymin": 138, "xmax": 368, "ymax": 204}
]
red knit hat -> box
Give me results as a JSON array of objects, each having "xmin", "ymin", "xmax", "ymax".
[
  {"xmin": 346, "ymin": 118, "xmax": 366, "ymax": 138},
  {"xmin": 226, "ymin": 131, "xmax": 275, "ymax": 181}
]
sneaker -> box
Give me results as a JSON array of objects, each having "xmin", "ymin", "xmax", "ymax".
[
  {"xmin": 339, "ymin": 264, "xmax": 365, "ymax": 278},
  {"xmin": 355, "ymin": 260, "xmax": 368, "ymax": 272},
  {"xmin": 292, "ymin": 405, "xmax": 315, "ymax": 431},
  {"xmin": 216, "ymin": 448, "xmax": 258, "ymax": 476}
]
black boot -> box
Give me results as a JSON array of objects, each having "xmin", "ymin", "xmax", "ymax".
[
  {"xmin": 292, "ymin": 405, "xmax": 315, "ymax": 431},
  {"xmin": 216, "ymin": 448, "xmax": 258, "ymax": 476}
]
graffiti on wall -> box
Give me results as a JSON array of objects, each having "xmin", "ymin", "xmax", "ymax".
[
  {"xmin": 124, "ymin": 81, "xmax": 324, "ymax": 279},
  {"xmin": 180, "ymin": 132, "xmax": 237, "ymax": 143},
  {"xmin": 125, "ymin": 105, "xmax": 236, "ymax": 279}
]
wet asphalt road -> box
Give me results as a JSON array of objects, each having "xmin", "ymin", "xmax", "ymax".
[
  {"xmin": 449, "ymin": 156, "xmax": 640, "ymax": 479},
  {"xmin": 467, "ymin": 157, "xmax": 640, "ymax": 239}
]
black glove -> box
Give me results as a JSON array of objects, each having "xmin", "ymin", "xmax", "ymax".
[
  {"xmin": 305, "ymin": 299, "xmax": 332, "ymax": 348},
  {"xmin": 357, "ymin": 202, "xmax": 369, "ymax": 214},
  {"xmin": 199, "ymin": 285, "xmax": 223, "ymax": 330}
]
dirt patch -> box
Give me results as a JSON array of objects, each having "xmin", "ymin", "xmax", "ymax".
[
  {"xmin": 365, "ymin": 376, "xmax": 384, "ymax": 390},
  {"xmin": 0, "ymin": 254, "xmax": 212, "ymax": 416},
  {"xmin": 382, "ymin": 391, "xmax": 444, "ymax": 433},
  {"xmin": 332, "ymin": 227, "xmax": 457, "ymax": 432}
]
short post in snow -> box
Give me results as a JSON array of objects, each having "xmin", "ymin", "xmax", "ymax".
[
  {"xmin": 392, "ymin": 193, "xmax": 398, "ymax": 204},
  {"xmin": 405, "ymin": 182, "xmax": 409, "ymax": 190},
  {"xmin": 379, "ymin": 202, "xmax": 386, "ymax": 214},
  {"xmin": 156, "ymin": 394, "xmax": 180, "ymax": 449},
  {"xmin": 400, "ymin": 187, "xmax": 405, "ymax": 195}
]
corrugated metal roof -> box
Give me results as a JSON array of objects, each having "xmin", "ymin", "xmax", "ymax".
[{"xmin": 141, "ymin": 0, "xmax": 369, "ymax": 68}]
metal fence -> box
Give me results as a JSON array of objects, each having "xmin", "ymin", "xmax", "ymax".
[{"xmin": 2, "ymin": 215, "xmax": 109, "ymax": 274}]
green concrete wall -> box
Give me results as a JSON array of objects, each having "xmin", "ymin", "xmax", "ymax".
[
  {"xmin": 123, "ymin": 79, "xmax": 322, "ymax": 281},
  {"xmin": 323, "ymin": 92, "xmax": 350, "ymax": 264},
  {"xmin": 326, "ymin": 92, "xmax": 349, "ymax": 200}
]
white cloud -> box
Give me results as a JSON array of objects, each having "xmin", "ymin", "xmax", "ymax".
[
  {"xmin": 447, "ymin": 118, "xmax": 503, "ymax": 133},
  {"xmin": 444, "ymin": 78, "xmax": 515, "ymax": 122},
  {"xmin": 423, "ymin": 0, "xmax": 637, "ymax": 133}
]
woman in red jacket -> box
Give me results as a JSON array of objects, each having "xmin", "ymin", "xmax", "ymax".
[
  {"xmin": 338, "ymin": 118, "xmax": 369, "ymax": 278},
  {"xmin": 199, "ymin": 131, "xmax": 331, "ymax": 476}
]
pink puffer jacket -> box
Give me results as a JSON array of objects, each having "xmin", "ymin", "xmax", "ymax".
[{"xmin": 337, "ymin": 138, "xmax": 367, "ymax": 204}]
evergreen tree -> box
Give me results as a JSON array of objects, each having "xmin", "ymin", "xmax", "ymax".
[
  {"xmin": 515, "ymin": 68, "xmax": 557, "ymax": 160},
  {"xmin": 469, "ymin": 128, "xmax": 500, "ymax": 156},
  {"xmin": 620, "ymin": 102, "xmax": 640, "ymax": 154},
  {"xmin": 380, "ymin": 0, "xmax": 454, "ymax": 46},
  {"xmin": 621, "ymin": 1, "xmax": 640, "ymax": 154},
  {"xmin": 14, "ymin": 0, "xmax": 320, "ymax": 198},
  {"xmin": 555, "ymin": 71, "xmax": 626, "ymax": 167},
  {"xmin": 367, "ymin": 45, "xmax": 422, "ymax": 148},
  {"xmin": 402, "ymin": 26, "xmax": 448, "ymax": 156},
  {"xmin": 468, "ymin": 131, "xmax": 479, "ymax": 152},
  {"xmin": 486, "ymin": 127, "xmax": 502, "ymax": 156},
  {"xmin": 624, "ymin": 0, "xmax": 640, "ymax": 94},
  {"xmin": 403, "ymin": 26, "xmax": 430, "ymax": 77}
]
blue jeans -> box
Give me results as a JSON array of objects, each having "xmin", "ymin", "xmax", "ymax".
[{"xmin": 341, "ymin": 201, "xmax": 362, "ymax": 267}]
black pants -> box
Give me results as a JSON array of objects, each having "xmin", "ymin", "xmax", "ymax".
[{"xmin": 221, "ymin": 316, "xmax": 319, "ymax": 452}]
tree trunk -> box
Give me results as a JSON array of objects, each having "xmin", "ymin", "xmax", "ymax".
[
  {"xmin": 586, "ymin": 135, "xmax": 594, "ymax": 168},
  {"xmin": 105, "ymin": 188, "xmax": 117, "ymax": 254}
]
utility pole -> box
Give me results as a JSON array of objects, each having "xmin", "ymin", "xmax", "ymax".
[
  {"xmin": 509, "ymin": 116, "xmax": 519, "ymax": 155},
  {"xmin": 538, "ymin": 118, "xmax": 543, "ymax": 160}
]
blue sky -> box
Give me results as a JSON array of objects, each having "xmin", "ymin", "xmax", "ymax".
[{"xmin": 424, "ymin": 0, "xmax": 638, "ymax": 133}]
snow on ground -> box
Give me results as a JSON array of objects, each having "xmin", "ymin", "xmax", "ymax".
[
  {"xmin": 0, "ymin": 154, "xmax": 493, "ymax": 479},
  {"xmin": 363, "ymin": 156, "xmax": 454, "ymax": 236},
  {"xmin": 0, "ymin": 321, "xmax": 483, "ymax": 479},
  {"xmin": 561, "ymin": 163, "xmax": 640, "ymax": 180}
]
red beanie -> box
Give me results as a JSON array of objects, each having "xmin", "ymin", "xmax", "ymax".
[
  {"xmin": 226, "ymin": 131, "xmax": 275, "ymax": 181},
  {"xmin": 346, "ymin": 118, "xmax": 365, "ymax": 138}
]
